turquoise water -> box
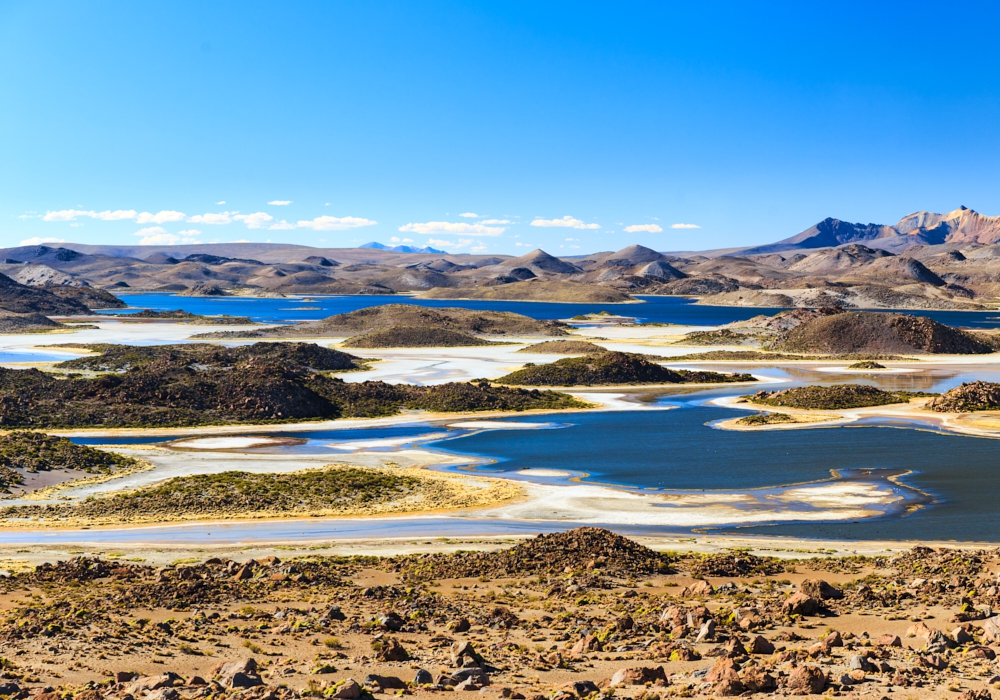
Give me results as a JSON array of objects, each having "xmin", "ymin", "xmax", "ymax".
[{"xmin": 99, "ymin": 292, "xmax": 1000, "ymax": 329}]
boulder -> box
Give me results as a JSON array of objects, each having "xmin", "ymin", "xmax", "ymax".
[
  {"xmin": 787, "ymin": 665, "xmax": 826, "ymax": 694},
  {"xmin": 448, "ymin": 617, "xmax": 471, "ymax": 633},
  {"xmin": 957, "ymin": 690, "xmax": 993, "ymax": 700},
  {"xmin": 413, "ymin": 669, "xmax": 433, "ymax": 685},
  {"xmin": 694, "ymin": 619, "xmax": 716, "ymax": 643},
  {"xmin": 782, "ymin": 592, "xmax": 819, "ymax": 616},
  {"xmin": 740, "ymin": 667, "xmax": 777, "ymax": 693},
  {"xmin": 127, "ymin": 673, "xmax": 182, "ymax": 694},
  {"xmin": 449, "ymin": 668, "xmax": 490, "ymax": 687},
  {"xmin": 322, "ymin": 605, "xmax": 346, "ymax": 621},
  {"xmin": 212, "ymin": 659, "xmax": 258, "ymax": 680},
  {"xmin": 876, "ymin": 634, "xmax": 902, "ymax": 647},
  {"xmin": 570, "ymin": 634, "xmax": 601, "ymax": 655},
  {"xmin": 365, "ymin": 675, "xmax": 407, "ymax": 691},
  {"xmin": 748, "ymin": 635, "xmax": 775, "ymax": 655},
  {"xmin": 682, "ymin": 580, "xmax": 714, "ymax": 597},
  {"xmin": 800, "ymin": 579, "xmax": 843, "ymax": 600},
  {"xmin": 329, "ymin": 679, "xmax": 362, "ymax": 699},
  {"xmin": 821, "ymin": 630, "xmax": 843, "ymax": 649},
  {"xmin": 952, "ymin": 626, "xmax": 973, "ymax": 644},
  {"xmin": 983, "ymin": 616, "xmax": 1000, "ymax": 641},
  {"xmin": 452, "ymin": 641, "xmax": 485, "ymax": 667},
  {"xmin": 229, "ymin": 673, "xmax": 262, "ymax": 689},
  {"xmin": 906, "ymin": 621, "xmax": 933, "ymax": 638},
  {"xmin": 376, "ymin": 637, "xmax": 409, "ymax": 661},
  {"xmin": 608, "ymin": 666, "xmax": 668, "ymax": 687},
  {"xmin": 560, "ymin": 681, "xmax": 599, "ymax": 698},
  {"xmin": 705, "ymin": 657, "xmax": 741, "ymax": 684}
]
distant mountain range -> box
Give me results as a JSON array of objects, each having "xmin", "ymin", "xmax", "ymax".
[
  {"xmin": 743, "ymin": 206, "xmax": 1000, "ymax": 255},
  {"xmin": 359, "ymin": 241, "xmax": 446, "ymax": 254}
]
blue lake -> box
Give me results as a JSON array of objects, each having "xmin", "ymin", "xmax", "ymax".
[{"xmin": 99, "ymin": 292, "xmax": 1000, "ymax": 329}]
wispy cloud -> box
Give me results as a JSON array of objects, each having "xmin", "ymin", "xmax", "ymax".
[
  {"xmin": 480, "ymin": 219, "xmax": 510, "ymax": 225},
  {"xmin": 268, "ymin": 200, "xmax": 292, "ymax": 206},
  {"xmin": 390, "ymin": 237, "xmax": 414, "ymax": 243},
  {"xmin": 297, "ymin": 216, "xmax": 377, "ymax": 231},
  {"xmin": 399, "ymin": 221, "xmax": 505, "ymax": 236},
  {"xmin": 216, "ymin": 201, "xmax": 226, "ymax": 205},
  {"xmin": 625, "ymin": 224, "xmax": 663, "ymax": 233},
  {"xmin": 136, "ymin": 210, "xmax": 186, "ymax": 224},
  {"xmin": 234, "ymin": 212, "xmax": 274, "ymax": 229},
  {"xmin": 459, "ymin": 212, "xmax": 479, "ymax": 218},
  {"xmin": 19, "ymin": 236, "xmax": 66, "ymax": 246},
  {"xmin": 43, "ymin": 209, "xmax": 137, "ymax": 222},
  {"xmin": 134, "ymin": 227, "xmax": 202, "ymax": 245},
  {"xmin": 530, "ymin": 216, "xmax": 600, "ymax": 230},
  {"xmin": 187, "ymin": 211, "xmax": 234, "ymax": 225},
  {"xmin": 268, "ymin": 220, "xmax": 296, "ymax": 230},
  {"xmin": 671, "ymin": 223, "xmax": 701, "ymax": 229}
]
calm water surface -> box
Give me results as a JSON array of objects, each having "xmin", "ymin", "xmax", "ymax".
[{"xmin": 100, "ymin": 292, "xmax": 1000, "ymax": 329}]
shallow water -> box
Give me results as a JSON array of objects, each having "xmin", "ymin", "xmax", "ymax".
[{"xmin": 99, "ymin": 292, "xmax": 1000, "ymax": 329}]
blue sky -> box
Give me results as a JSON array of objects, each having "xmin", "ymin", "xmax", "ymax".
[{"xmin": 2, "ymin": 1, "xmax": 1000, "ymax": 256}]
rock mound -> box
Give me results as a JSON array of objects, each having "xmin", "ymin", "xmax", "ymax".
[
  {"xmin": 0, "ymin": 311, "xmax": 63, "ymax": 333},
  {"xmin": 516, "ymin": 340, "xmax": 607, "ymax": 354},
  {"xmin": 928, "ymin": 381, "xmax": 1000, "ymax": 412},
  {"xmin": 342, "ymin": 326, "xmax": 492, "ymax": 348},
  {"xmin": 0, "ymin": 430, "xmax": 138, "ymax": 492},
  {"xmin": 777, "ymin": 311, "xmax": 992, "ymax": 354},
  {"xmin": 392, "ymin": 527, "xmax": 671, "ymax": 580},
  {"xmin": 195, "ymin": 304, "xmax": 567, "ymax": 339},
  {"xmin": 748, "ymin": 385, "xmax": 930, "ymax": 410},
  {"xmin": 496, "ymin": 351, "xmax": 755, "ymax": 386}
]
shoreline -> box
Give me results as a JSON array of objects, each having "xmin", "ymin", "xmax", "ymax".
[{"xmin": 710, "ymin": 394, "xmax": 1000, "ymax": 439}]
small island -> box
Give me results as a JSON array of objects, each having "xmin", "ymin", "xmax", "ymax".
[{"xmin": 494, "ymin": 351, "xmax": 756, "ymax": 387}]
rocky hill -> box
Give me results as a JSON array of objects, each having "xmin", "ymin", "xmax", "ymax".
[
  {"xmin": 495, "ymin": 351, "xmax": 755, "ymax": 386},
  {"xmin": 0, "ymin": 272, "xmax": 92, "ymax": 315},
  {"xmin": 341, "ymin": 326, "xmax": 493, "ymax": 348},
  {"xmin": 747, "ymin": 385, "xmax": 931, "ymax": 410},
  {"xmin": 775, "ymin": 312, "xmax": 994, "ymax": 355},
  {"xmin": 516, "ymin": 340, "xmax": 607, "ymax": 354},
  {"xmin": 0, "ymin": 343, "xmax": 584, "ymax": 428},
  {"xmin": 195, "ymin": 304, "xmax": 568, "ymax": 339},
  {"xmin": 0, "ymin": 431, "xmax": 138, "ymax": 492},
  {"xmin": 927, "ymin": 381, "xmax": 1000, "ymax": 412}
]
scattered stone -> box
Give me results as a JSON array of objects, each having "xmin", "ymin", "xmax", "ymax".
[{"xmin": 801, "ymin": 578, "xmax": 844, "ymax": 600}]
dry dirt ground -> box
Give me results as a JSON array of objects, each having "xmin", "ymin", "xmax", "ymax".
[{"xmin": 0, "ymin": 528, "xmax": 998, "ymax": 700}]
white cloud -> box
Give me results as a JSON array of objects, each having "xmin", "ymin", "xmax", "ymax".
[
  {"xmin": 625, "ymin": 224, "xmax": 664, "ymax": 233},
  {"xmin": 671, "ymin": 223, "xmax": 701, "ymax": 229},
  {"xmin": 43, "ymin": 209, "xmax": 137, "ymax": 222},
  {"xmin": 390, "ymin": 237, "xmax": 414, "ymax": 243},
  {"xmin": 19, "ymin": 236, "xmax": 66, "ymax": 246},
  {"xmin": 268, "ymin": 200, "xmax": 292, "ymax": 206},
  {"xmin": 515, "ymin": 241, "xmax": 536, "ymax": 247},
  {"xmin": 187, "ymin": 211, "xmax": 234, "ymax": 225},
  {"xmin": 136, "ymin": 210, "xmax": 186, "ymax": 224},
  {"xmin": 459, "ymin": 212, "xmax": 479, "ymax": 218},
  {"xmin": 398, "ymin": 221, "xmax": 505, "ymax": 236},
  {"xmin": 233, "ymin": 212, "xmax": 274, "ymax": 229},
  {"xmin": 480, "ymin": 219, "xmax": 510, "ymax": 225},
  {"xmin": 470, "ymin": 245, "xmax": 487, "ymax": 252},
  {"xmin": 297, "ymin": 215, "xmax": 377, "ymax": 231},
  {"xmin": 530, "ymin": 216, "xmax": 600, "ymax": 230},
  {"xmin": 565, "ymin": 237, "xmax": 578, "ymax": 241},
  {"xmin": 216, "ymin": 201, "xmax": 226, "ymax": 205},
  {"xmin": 268, "ymin": 220, "xmax": 296, "ymax": 230},
  {"xmin": 428, "ymin": 238, "xmax": 455, "ymax": 246},
  {"xmin": 133, "ymin": 226, "xmax": 203, "ymax": 245}
]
